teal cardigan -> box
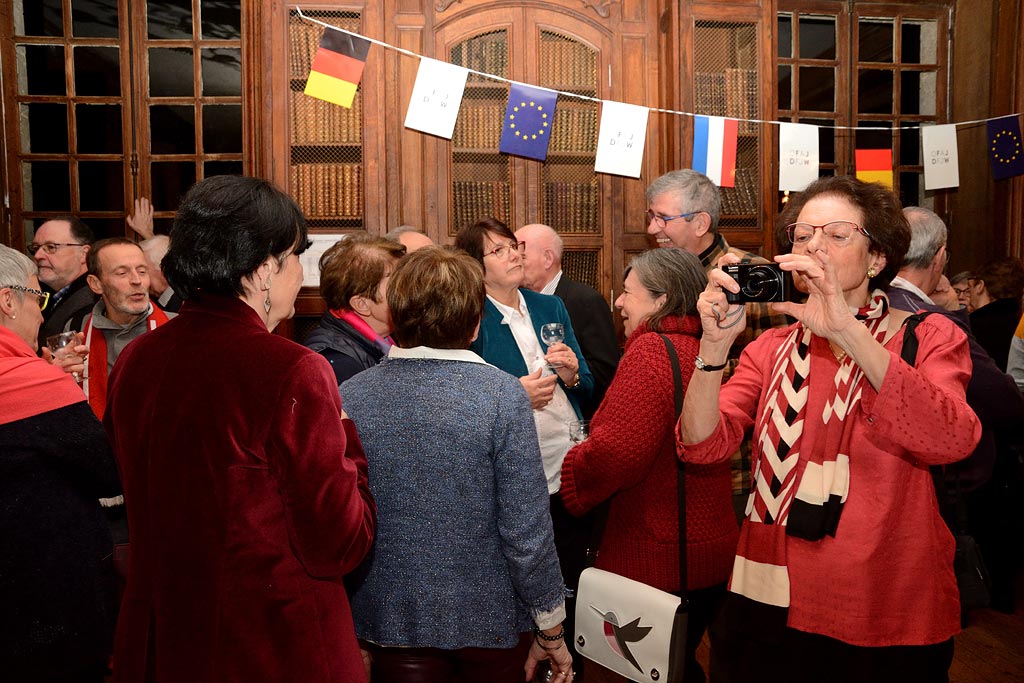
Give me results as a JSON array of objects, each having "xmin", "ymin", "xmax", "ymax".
[{"xmin": 471, "ymin": 288, "xmax": 594, "ymax": 419}]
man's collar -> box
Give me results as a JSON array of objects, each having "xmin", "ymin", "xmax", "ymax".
[
  {"xmin": 697, "ymin": 233, "xmax": 728, "ymax": 268},
  {"xmin": 539, "ymin": 270, "xmax": 563, "ymax": 296},
  {"xmin": 890, "ymin": 275, "xmax": 935, "ymax": 305}
]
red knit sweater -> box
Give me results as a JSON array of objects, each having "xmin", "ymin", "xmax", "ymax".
[{"xmin": 560, "ymin": 315, "xmax": 738, "ymax": 592}]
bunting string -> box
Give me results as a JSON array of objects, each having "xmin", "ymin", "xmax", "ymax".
[{"xmin": 297, "ymin": 8, "xmax": 1019, "ymax": 132}]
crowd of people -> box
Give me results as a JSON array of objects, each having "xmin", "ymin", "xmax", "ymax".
[{"xmin": 1, "ymin": 170, "xmax": 1022, "ymax": 683}]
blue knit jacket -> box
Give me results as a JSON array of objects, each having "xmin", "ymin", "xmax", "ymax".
[
  {"xmin": 341, "ymin": 355, "xmax": 565, "ymax": 649},
  {"xmin": 470, "ymin": 288, "xmax": 594, "ymax": 419}
]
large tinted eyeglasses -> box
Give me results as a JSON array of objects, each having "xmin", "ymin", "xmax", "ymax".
[
  {"xmin": 786, "ymin": 221, "xmax": 871, "ymax": 246},
  {"xmin": 483, "ymin": 240, "xmax": 526, "ymax": 259},
  {"xmin": 5, "ymin": 284, "xmax": 50, "ymax": 311},
  {"xmin": 645, "ymin": 209, "xmax": 701, "ymax": 229},
  {"xmin": 27, "ymin": 242, "xmax": 86, "ymax": 255}
]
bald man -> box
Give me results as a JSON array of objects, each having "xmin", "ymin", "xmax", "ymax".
[
  {"xmin": 385, "ymin": 225, "xmax": 434, "ymax": 252},
  {"xmin": 515, "ymin": 223, "xmax": 620, "ymax": 418}
]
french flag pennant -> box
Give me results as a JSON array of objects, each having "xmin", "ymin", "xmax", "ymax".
[{"xmin": 693, "ymin": 115, "xmax": 738, "ymax": 187}]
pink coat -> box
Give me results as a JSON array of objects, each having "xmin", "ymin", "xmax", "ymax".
[{"xmin": 104, "ymin": 295, "xmax": 375, "ymax": 682}]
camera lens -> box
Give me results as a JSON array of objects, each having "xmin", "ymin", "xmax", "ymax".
[{"xmin": 742, "ymin": 267, "xmax": 779, "ymax": 299}]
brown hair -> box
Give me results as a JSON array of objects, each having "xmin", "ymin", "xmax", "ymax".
[
  {"xmin": 87, "ymin": 237, "xmax": 142, "ymax": 277},
  {"xmin": 318, "ymin": 234, "xmax": 406, "ymax": 311},
  {"xmin": 454, "ymin": 217, "xmax": 516, "ymax": 264},
  {"xmin": 973, "ymin": 257, "xmax": 1024, "ymax": 300},
  {"xmin": 776, "ymin": 176, "xmax": 909, "ymax": 291},
  {"xmin": 387, "ymin": 246, "xmax": 485, "ymax": 350}
]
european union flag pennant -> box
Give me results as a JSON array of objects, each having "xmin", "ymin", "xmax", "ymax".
[
  {"xmin": 987, "ymin": 115, "xmax": 1024, "ymax": 180},
  {"xmin": 499, "ymin": 83, "xmax": 557, "ymax": 161}
]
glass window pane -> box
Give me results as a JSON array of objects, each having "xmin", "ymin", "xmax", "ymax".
[
  {"xmin": 83, "ymin": 218, "xmax": 127, "ymax": 241},
  {"xmin": 799, "ymin": 16, "xmax": 836, "ymax": 60},
  {"xmin": 150, "ymin": 106, "xmax": 196, "ymax": 154},
  {"xmin": 151, "ymin": 162, "xmax": 196, "ymax": 211},
  {"xmin": 778, "ymin": 65, "xmax": 792, "ymax": 110},
  {"xmin": 149, "ymin": 48, "xmax": 194, "ymax": 97},
  {"xmin": 153, "ymin": 217, "xmax": 175, "ymax": 235},
  {"xmin": 148, "ymin": 0, "xmax": 193, "ymax": 39},
  {"xmin": 855, "ymin": 124, "xmax": 892, "ymax": 151},
  {"xmin": 900, "ymin": 171, "xmax": 920, "ymax": 208},
  {"xmin": 901, "ymin": 71, "xmax": 937, "ymax": 116},
  {"xmin": 201, "ymin": 48, "xmax": 242, "ymax": 96},
  {"xmin": 76, "ymin": 104, "xmax": 123, "ymax": 154},
  {"xmin": 202, "ymin": 105, "xmax": 242, "ymax": 153},
  {"xmin": 802, "ymin": 118, "xmax": 836, "ymax": 165},
  {"xmin": 72, "ymin": 0, "xmax": 119, "ymax": 38},
  {"xmin": 778, "ymin": 14, "xmax": 793, "ymax": 59},
  {"xmin": 859, "ymin": 19, "xmax": 894, "ymax": 63},
  {"xmin": 22, "ymin": 161, "xmax": 71, "ymax": 212},
  {"xmin": 17, "ymin": 0, "xmax": 62, "ymax": 37},
  {"xmin": 19, "ymin": 103, "xmax": 68, "ymax": 154},
  {"xmin": 798, "ymin": 66, "xmax": 835, "ymax": 112},
  {"xmin": 900, "ymin": 128, "xmax": 920, "ymax": 166},
  {"xmin": 204, "ymin": 161, "xmax": 243, "ymax": 178},
  {"xmin": 857, "ymin": 69, "xmax": 893, "ymax": 114},
  {"xmin": 79, "ymin": 161, "xmax": 124, "ymax": 211},
  {"xmin": 201, "ymin": 0, "xmax": 241, "ymax": 40},
  {"xmin": 17, "ymin": 45, "xmax": 65, "ymax": 95},
  {"xmin": 902, "ymin": 20, "xmax": 937, "ymax": 64},
  {"xmin": 74, "ymin": 46, "xmax": 121, "ymax": 96}
]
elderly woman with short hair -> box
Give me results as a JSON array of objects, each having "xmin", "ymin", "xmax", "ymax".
[
  {"xmin": 1, "ymin": 244, "xmax": 121, "ymax": 682},
  {"xmin": 560, "ymin": 248, "xmax": 738, "ymax": 683},
  {"xmin": 104, "ymin": 175, "xmax": 376, "ymax": 683},
  {"xmin": 341, "ymin": 247, "xmax": 572, "ymax": 683},
  {"xmin": 305, "ymin": 234, "xmax": 407, "ymax": 384}
]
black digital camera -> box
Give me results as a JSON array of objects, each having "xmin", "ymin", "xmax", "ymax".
[{"xmin": 723, "ymin": 263, "xmax": 791, "ymax": 303}]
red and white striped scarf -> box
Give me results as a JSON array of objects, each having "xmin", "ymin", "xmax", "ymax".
[{"xmin": 730, "ymin": 290, "xmax": 891, "ymax": 608}]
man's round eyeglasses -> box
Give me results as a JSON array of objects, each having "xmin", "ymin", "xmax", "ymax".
[
  {"xmin": 483, "ymin": 241, "xmax": 526, "ymax": 259},
  {"xmin": 4, "ymin": 284, "xmax": 50, "ymax": 311},
  {"xmin": 952, "ymin": 286, "xmax": 970, "ymax": 296},
  {"xmin": 646, "ymin": 209, "xmax": 701, "ymax": 229},
  {"xmin": 27, "ymin": 242, "xmax": 87, "ymax": 255},
  {"xmin": 785, "ymin": 221, "xmax": 871, "ymax": 246}
]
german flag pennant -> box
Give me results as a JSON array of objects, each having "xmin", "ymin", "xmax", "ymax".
[
  {"xmin": 304, "ymin": 29, "xmax": 371, "ymax": 109},
  {"xmin": 855, "ymin": 149, "xmax": 894, "ymax": 189}
]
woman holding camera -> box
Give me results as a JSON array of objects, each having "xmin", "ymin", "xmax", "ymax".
[{"xmin": 678, "ymin": 176, "xmax": 981, "ymax": 683}]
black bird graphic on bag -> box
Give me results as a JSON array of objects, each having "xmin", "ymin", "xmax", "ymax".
[{"xmin": 591, "ymin": 607, "xmax": 652, "ymax": 673}]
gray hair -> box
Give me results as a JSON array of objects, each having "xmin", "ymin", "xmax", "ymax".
[
  {"xmin": 0, "ymin": 244, "xmax": 38, "ymax": 299},
  {"xmin": 140, "ymin": 235, "xmax": 171, "ymax": 266},
  {"xmin": 901, "ymin": 206, "xmax": 947, "ymax": 269},
  {"xmin": 645, "ymin": 169, "xmax": 722, "ymax": 232},
  {"xmin": 623, "ymin": 248, "xmax": 706, "ymax": 332},
  {"xmin": 385, "ymin": 225, "xmax": 428, "ymax": 242}
]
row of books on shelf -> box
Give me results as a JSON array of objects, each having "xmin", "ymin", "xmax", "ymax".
[
  {"xmin": 550, "ymin": 106, "xmax": 598, "ymax": 152},
  {"xmin": 451, "ymin": 181, "xmax": 510, "ymax": 231},
  {"xmin": 459, "ymin": 36, "xmax": 509, "ymax": 82},
  {"xmin": 694, "ymin": 68, "xmax": 759, "ymax": 134},
  {"xmin": 291, "ymin": 163, "xmax": 362, "ymax": 219},
  {"xmin": 539, "ymin": 38, "xmax": 597, "ymax": 88},
  {"xmin": 542, "ymin": 182, "xmax": 599, "ymax": 233},
  {"xmin": 453, "ymin": 104, "xmax": 504, "ymax": 149},
  {"xmin": 719, "ymin": 168, "xmax": 758, "ymax": 216},
  {"xmin": 291, "ymin": 90, "xmax": 362, "ymax": 145}
]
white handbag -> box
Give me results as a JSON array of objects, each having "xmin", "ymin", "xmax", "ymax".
[
  {"xmin": 574, "ymin": 568, "xmax": 688, "ymax": 683},
  {"xmin": 574, "ymin": 335, "xmax": 689, "ymax": 683}
]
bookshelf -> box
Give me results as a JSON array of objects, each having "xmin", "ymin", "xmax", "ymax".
[{"xmin": 287, "ymin": 9, "xmax": 364, "ymax": 228}]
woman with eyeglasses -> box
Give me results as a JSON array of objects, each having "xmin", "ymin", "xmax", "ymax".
[
  {"xmin": 0, "ymin": 243, "xmax": 121, "ymax": 682},
  {"xmin": 102, "ymin": 176, "xmax": 376, "ymax": 683},
  {"xmin": 678, "ymin": 176, "xmax": 981, "ymax": 683},
  {"xmin": 455, "ymin": 217, "xmax": 593, "ymax": 674}
]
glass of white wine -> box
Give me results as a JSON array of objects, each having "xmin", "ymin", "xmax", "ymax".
[{"xmin": 540, "ymin": 322, "xmax": 565, "ymax": 368}]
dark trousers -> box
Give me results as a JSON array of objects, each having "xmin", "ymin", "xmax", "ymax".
[
  {"xmin": 709, "ymin": 593, "xmax": 954, "ymax": 683},
  {"xmin": 368, "ymin": 634, "xmax": 532, "ymax": 683}
]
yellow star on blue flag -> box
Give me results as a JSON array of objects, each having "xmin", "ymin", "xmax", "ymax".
[
  {"xmin": 987, "ymin": 114, "xmax": 1024, "ymax": 180},
  {"xmin": 499, "ymin": 83, "xmax": 557, "ymax": 161}
]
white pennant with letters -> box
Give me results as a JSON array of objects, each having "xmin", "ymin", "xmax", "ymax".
[
  {"xmin": 594, "ymin": 100, "xmax": 649, "ymax": 178},
  {"xmin": 921, "ymin": 124, "xmax": 960, "ymax": 190},
  {"xmin": 778, "ymin": 122, "xmax": 820, "ymax": 192},
  {"xmin": 404, "ymin": 58, "xmax": 469, "ymax": 139}
]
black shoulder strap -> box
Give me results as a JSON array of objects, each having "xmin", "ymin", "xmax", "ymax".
[
  {"xmin": 900, "ymin": 311, "xmax": 932, "ymax": 366},
  {"xmin": 657, "ymin": 334, "xmax": 688, "ymax": 603}
]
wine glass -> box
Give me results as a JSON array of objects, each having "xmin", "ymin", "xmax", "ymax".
[
  {"xmin": 46, "ymin": 331, "xmax": 78, "ymax": 358},
  {"xmin": 568, "ymin": 419, "xmax": 590, "ymax": 443},
  {"xmin": 540, "ymin": 322, "xmax": 565, "ymax": 368}
]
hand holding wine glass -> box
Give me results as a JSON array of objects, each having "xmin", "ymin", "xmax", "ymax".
[
  {"xmin": 540, "ymin": 323, "xmax": 565, "ymax": 368},
  {"xmin": 44, "ymin": 331, "xmax": 88, "ymax": 383}
]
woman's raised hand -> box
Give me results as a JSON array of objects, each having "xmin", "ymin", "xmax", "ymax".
[
  {"xmin": 697, "ymin": 253, "xmax": 747, "ymax": 352},
  {"xmin": 772, "ymin": 250, "xmax": 858, "ymax": 343}
]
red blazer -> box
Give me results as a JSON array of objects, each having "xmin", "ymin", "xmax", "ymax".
[{"xmin": 104, "ymin": 295, "xmax": 375, "ymax": 683}]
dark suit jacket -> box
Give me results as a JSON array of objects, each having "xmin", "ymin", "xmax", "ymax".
[
  {"xmin": 554, "ymin": 275, "xmax": 621, "ymax": 418},
  {"xmin": 104, "ymin": 295, "xmax": 376, "ymax": 683},
  {"xmin": 39, "ymin": 273, "xmax": 97, "ymax": 346}
]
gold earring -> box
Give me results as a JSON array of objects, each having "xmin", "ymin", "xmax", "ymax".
[
  {"xmin": 867, "ymin": 267, "xmax": 877, "ymax": 278},
  {"xmin": 263, "ymin": 277, "xmax": 272, "ymax": 314}
]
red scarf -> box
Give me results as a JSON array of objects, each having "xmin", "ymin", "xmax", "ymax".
[
  {"xmin": 83, "ymin": 305, "xmax": 170, "ymax": 419},
  {"xmin": 330, "ymin": 308, "xmax": 393, "ymax": 353},
  {"xmin": 0, "ymin": 325, "xmax": 86, "ymax": 426}
]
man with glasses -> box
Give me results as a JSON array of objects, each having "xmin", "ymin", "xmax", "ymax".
[
  {"xmin": 30, "ymin": 216, "xmax": 97, "ymax": 347},
  {"xmin": 646, "ymin": 169, "xmax": 789, "ymax": 517}
]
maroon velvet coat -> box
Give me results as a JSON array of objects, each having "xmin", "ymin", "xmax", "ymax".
[{"xmin": 104, "ymin": 295, "xmax": 376, "ymax": 683}]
